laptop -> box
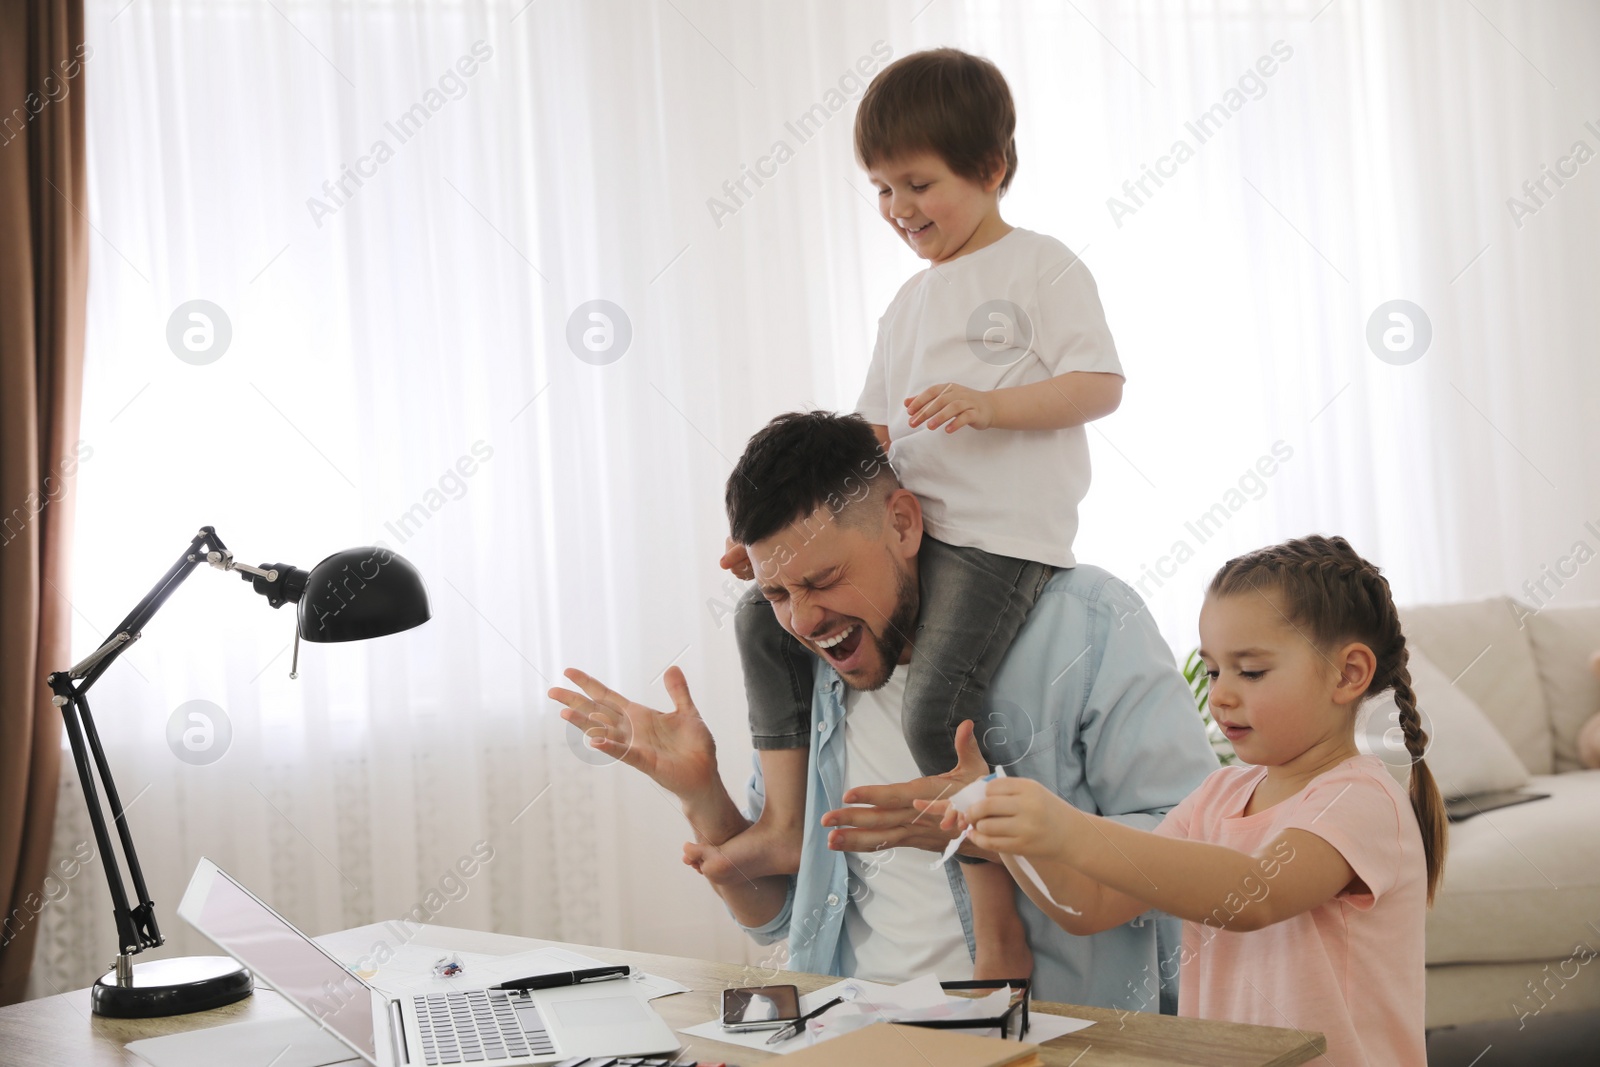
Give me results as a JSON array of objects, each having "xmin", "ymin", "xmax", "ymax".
[{"xmin": 177, "ymin": 857, "xmax": 681, "ymax": 1065}]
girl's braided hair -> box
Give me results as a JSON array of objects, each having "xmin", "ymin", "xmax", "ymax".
[{"xmin": 1210, "ymin": 534, "xmax": 1447, "ymax": 904}]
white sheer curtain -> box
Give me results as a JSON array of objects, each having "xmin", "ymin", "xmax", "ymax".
[{"xmin": 30, "ymin": 0, "xmax": 1600, "ymax": 996}]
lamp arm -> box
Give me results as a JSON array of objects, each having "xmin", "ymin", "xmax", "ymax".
[
  {"xmin": 43, "ymin": 525, "xmax": 307, "ymax": 968},
  {"xmin": 56, "ymin": 689, "xmax": 159, "ymax": 957},
  {"xmin": 63, "ymin": 527, "xmax": 222, "ymax": 689}
]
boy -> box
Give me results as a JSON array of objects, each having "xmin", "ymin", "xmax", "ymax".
[{"xmin": 704, "ymin": 48, "xmax": 1123, "ymax": 980}]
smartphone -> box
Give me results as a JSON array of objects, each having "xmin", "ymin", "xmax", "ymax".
[{"xmin": 720, "ymin": 984, "xmax": 802, "ymax": 1032}]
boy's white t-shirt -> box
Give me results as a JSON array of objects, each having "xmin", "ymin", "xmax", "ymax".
[{"xmin": 855, "ymin": 227, "xmax": 1122, "ymax": 568}]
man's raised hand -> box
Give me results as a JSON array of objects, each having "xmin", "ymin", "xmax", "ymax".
[
  {"xmin": 550, "ymin": 666, "xmax": 718, "ymax": 801},
  {"xmin": 821, "ymin": 719, "xmax": 995, "ymax": 855}
]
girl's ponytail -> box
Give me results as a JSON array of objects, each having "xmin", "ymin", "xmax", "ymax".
[
  {"xmin": 1385, "ymin": 647, "xmax": 1448, "ymax": 903},
  {"xmin": 1211, "ymin": 534, "xmax": 1448, "ymax": 904}
]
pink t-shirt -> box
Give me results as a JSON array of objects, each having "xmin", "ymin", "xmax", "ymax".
[{"xmin": 1153, "ymin": 755, "xmax": 1427, "ymax": 1066}]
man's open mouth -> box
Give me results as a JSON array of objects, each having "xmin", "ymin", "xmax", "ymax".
[{"xmin": 813, "ymin": 623, "xmax": 866, "ymax": 667}]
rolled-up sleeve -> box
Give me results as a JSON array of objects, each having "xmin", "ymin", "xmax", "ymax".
[
  {"xmin": 737, "ymin": 882, "xmax": 796, "ymax": 945},
  {"xmin": 727, "ymin": 752, "xmax": 796, "ymax": 943}
]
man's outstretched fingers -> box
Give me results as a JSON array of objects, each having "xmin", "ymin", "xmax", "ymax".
[
  {"xmin": 823, "ymin": 804, "xmax": 911, "ymax": 830},
  {"xmin": 553, "ymin": 691, "xmax": 615, "ymax": 731},
  {"xmin": 561, "ymin": 706, "xmax": 618, "ymax": 750},
  {"xmin": 913, "ymin": 797, "xmax": 964, "ymax": 833},
  {"xmin": 828, "ymin": 827, "xmax": 903, "ymax": 853},
  {"xmin": 546, "ymin": 684, "xmax": 586, "ymax": 711},
  {"xmin": 662, "ymin": 666, "xmax": 700, "ymax": 716},
  {"xmin": 562, "ymin": 667, "xmax": 625, "ymax": 712},
  {"xmin": 842, "ymin": 780, "xmax": 932, "ymax": 807}
]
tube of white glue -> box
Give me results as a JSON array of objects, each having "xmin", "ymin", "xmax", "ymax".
[{"xmin": 931, "ymin": 765, "xmax": 1081, "ymax": 915}]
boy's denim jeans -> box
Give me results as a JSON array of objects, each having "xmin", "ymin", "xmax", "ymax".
[{"xmin": 735, "ymin": 535, "xmax": 1054, "ymax": 775}]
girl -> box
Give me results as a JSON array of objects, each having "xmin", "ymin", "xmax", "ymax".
[{"xmin": 923, "ymin": 534, "xmax": 1445, "ymax": 1066}]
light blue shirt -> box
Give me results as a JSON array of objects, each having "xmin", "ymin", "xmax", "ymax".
[{"xmin": 734, "ymin": 564, "xmax": 1218, "ymax": 1013}]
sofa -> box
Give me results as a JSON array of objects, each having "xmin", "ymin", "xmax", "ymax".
[{"xmin": 1386, "ymin": 596, "xmax": 1600, "ymax": 1031}]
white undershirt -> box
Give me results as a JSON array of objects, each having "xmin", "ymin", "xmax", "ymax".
[{"xmin": 837, "ymin": 667, "xmax": 974, "ymax": 984}]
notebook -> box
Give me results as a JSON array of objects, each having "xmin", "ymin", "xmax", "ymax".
[{"xmin": 776, "ymin": 1023, "xmax": 1042, "ymax": 1067}]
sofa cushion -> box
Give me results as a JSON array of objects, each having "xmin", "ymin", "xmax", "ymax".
[
  {"xmin": 1522, "ymin": 602, "xmax": 1600, "ymax": 773},
  {"xmin": 1425, "ymin": 957, "xmax": 1600, "ymax": 1031},
  {"xmin": 1400, "ymin": 596, "xmax": 1553, "ymax": 775},
  {"xmin": 1426, "ymin": 769, "xmax": 1600, "ymax": 964},
  {"xmin": 1362, "ymin": 648, "xmax": 1530, "ymax": 798}
]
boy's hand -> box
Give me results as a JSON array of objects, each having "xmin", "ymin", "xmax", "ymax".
[
  {"xmin": 962, "ymin": 776, "xmax": 1084, "ymax": 860},
  {"xmin": 905, "ymin": 383, "xmax": 995, "ymax": 433},
  {"xmin": 719, "ymin": 536, "xmax": 754, "ymax": 581}
]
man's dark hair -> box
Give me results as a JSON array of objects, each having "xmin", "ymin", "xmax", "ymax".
[
  {"xmin": 726, "ymin": 411, "xmax": 899, "ymax": 546},
  {"xmin": 854, "ymin": 48, "xmax": 1018, "ymax": 197}
]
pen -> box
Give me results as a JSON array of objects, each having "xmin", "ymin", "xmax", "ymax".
[
  {"xmin": 765, "ymin": 994, "xmax": 843, "ymax": 1045},
  {"xmin": 491, "ymin": 965, "xmax": 631, "ymax": 991}
]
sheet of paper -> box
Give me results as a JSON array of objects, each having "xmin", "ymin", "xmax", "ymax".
[
  {"xmin": 678, "ymin": 1004, "xmax": 832, "ymax": 1052},
  {"xmin": 366, "ymin": 945, "xmax": 601, "ymax": 996},
  {"xmin": 677, "ymin": 973, "xmax": 1092, "ymax": 1055},
  {"xmin": 1007, "ymin": 1012, "xmax": 1095, "ymax": 1042},
  {"xmin": 125, "ymin": 1008, "xmax": 360, "ymax": 1067},
  {"xmin": 354, "ymin": 944, "xmax": 503, "ymax": 995},
  {"xmin": 346, "ymin": 942, "xmax": 690, "ymax": 1002},
  {"xmin": 832, "ymin": 973, "xmax": 949, "ymax": 1012},
  {"xmin": 805, "ymin": 981, "xmax": 1017, "ymax": 1043},
  {"xmin": 679, "ymin": 974, "xmax": 922, "ymax": 1054},
  {"xmin": 629, "ymin": 970, "xmax": 693, "ymax": 1000}
]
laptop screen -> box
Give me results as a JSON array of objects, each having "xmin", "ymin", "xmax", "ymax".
[{"xmin": 192, "ymin": 865, "xmax": 377, "ymax": 1060}]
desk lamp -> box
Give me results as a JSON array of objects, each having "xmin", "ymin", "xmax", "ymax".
[{"xmin": 45, "ymin": 525, "xmax": 430, "ymax": 1017}]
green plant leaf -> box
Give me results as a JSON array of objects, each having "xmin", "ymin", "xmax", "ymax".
[{"xmin": 1183, "ymin": 646, "xmax": 1237, "ymax": 766}]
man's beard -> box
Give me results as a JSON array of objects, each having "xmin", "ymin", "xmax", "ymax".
[{"xmin": 848, "ymin": 561, "xmax": 920, "ymax": 692}]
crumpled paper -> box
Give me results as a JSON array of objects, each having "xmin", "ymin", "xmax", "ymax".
[{"xmin": 931, "ymin": 765, "xmax": 1081, "ymax": 915}]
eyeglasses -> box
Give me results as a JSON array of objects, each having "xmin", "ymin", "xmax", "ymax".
[{"xmin": 891, "ymin": 978, "xmax": 1031, "ymax": 1041}]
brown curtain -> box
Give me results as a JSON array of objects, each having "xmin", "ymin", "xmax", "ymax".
[{"xmin": 0, "ymin": 0, "xmax": 88, "ymax": 1006}]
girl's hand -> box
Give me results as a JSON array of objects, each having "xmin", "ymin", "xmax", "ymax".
[
  {"xmin": 911, "ymin": 796, "xmax": 970, "ymax": 836},
  {"xmin": 963, "ymin": 777, "xmax": 1083, "ymax": 859},
  {"xmin": 905, "ymin": 383, "xmax": 995, "ymax": 432}
]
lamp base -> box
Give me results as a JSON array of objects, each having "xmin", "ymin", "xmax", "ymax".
[{"xmin": 90, "ymin": 955, "xmax": 253, "ymax": 1018}]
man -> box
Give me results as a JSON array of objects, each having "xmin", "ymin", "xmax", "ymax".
[{"xmin": 552, "ymin": 411, "xmax": 1217, "ymax": 1012}]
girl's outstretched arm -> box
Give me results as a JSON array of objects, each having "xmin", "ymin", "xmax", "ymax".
[
  {"xmin": 919, "ymin": 796, "xmax": 1154, "ymax": 935},
  {"xmin": 997, "ymin": 851, "xmax": 1151, "ymax": 936},
  {"xmin": 967, "ymin": 778, "xmax": 1359, "ymax": 933}
]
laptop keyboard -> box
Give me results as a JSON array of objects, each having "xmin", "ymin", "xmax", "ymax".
[{"xmin": 414, "ymin": 988, "xmax": 556, "ymax": 1064}]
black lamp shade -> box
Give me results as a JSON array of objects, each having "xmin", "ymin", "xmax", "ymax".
[
  {"xmin": 297, "ymin": 546, "xmax": 431, "ymax": 643},
  {"xmin": 47, "ymin": 527, "xmax": 434, "ymax": 1020}
]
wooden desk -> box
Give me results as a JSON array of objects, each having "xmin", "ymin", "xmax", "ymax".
[{"xmin": 0, "ymin": 923, "xmax": 1324, "ymax": 1066}]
